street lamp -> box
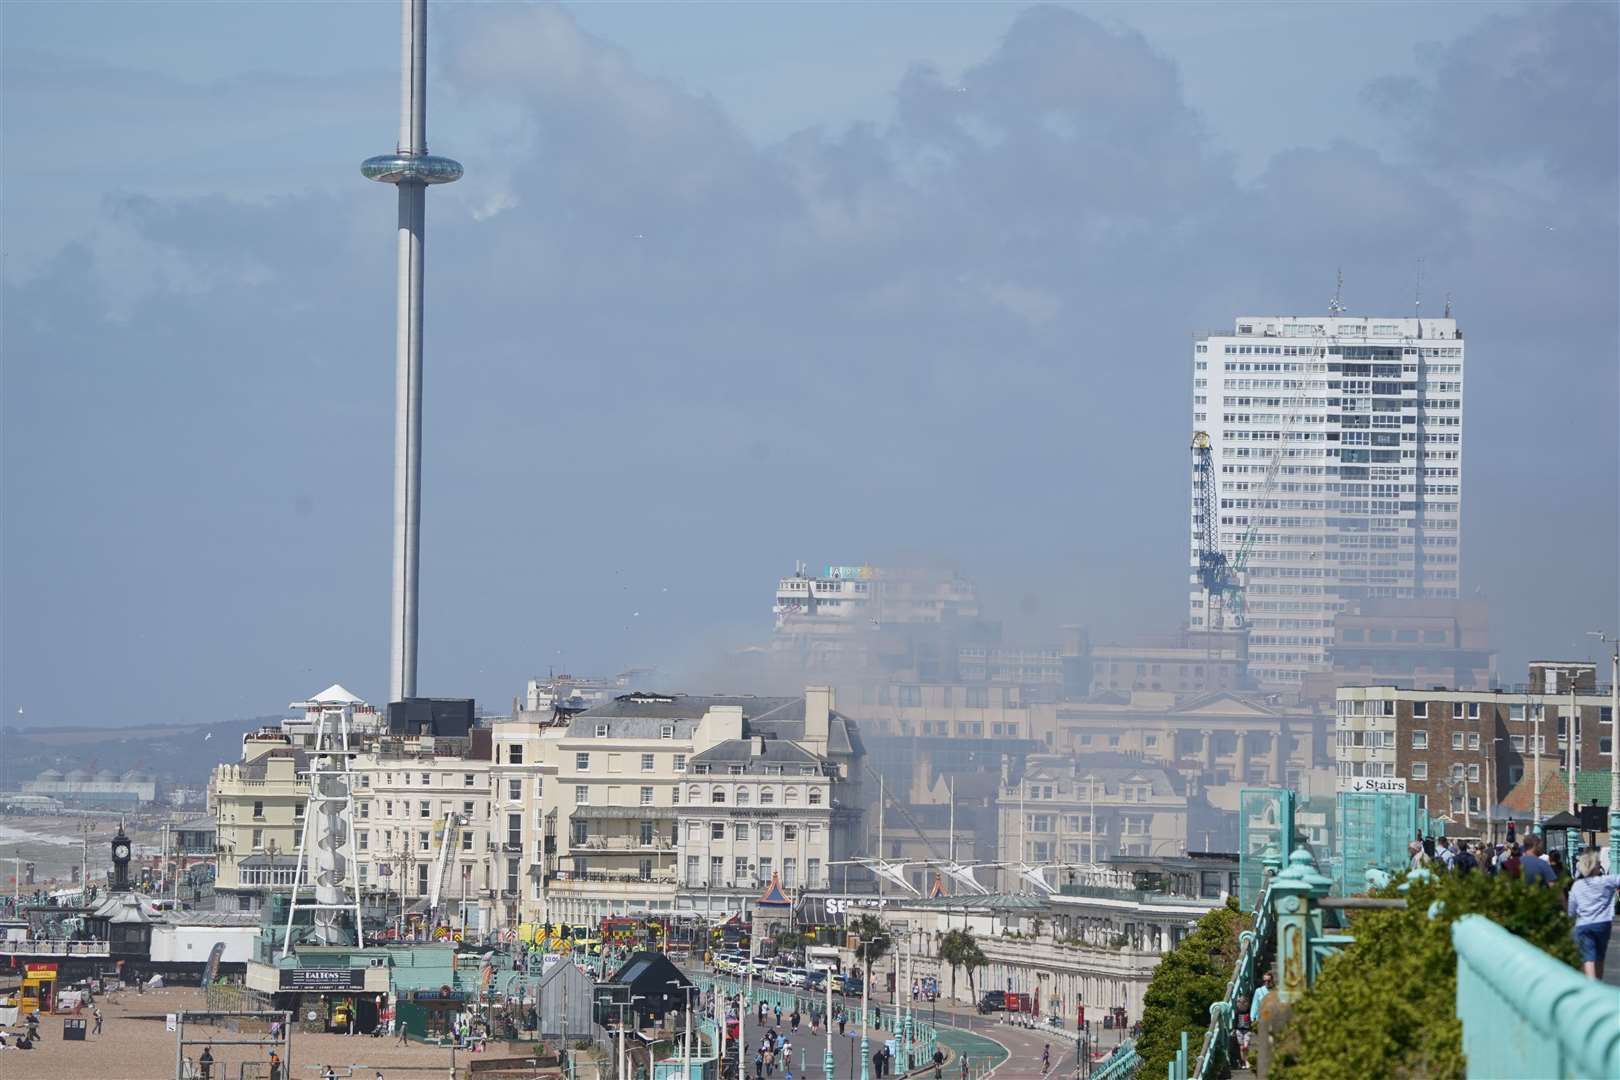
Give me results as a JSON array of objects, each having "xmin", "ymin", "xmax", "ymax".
[
  {"xmin": 669, "ymin": 979, "xmax": 696, "ymax": 1079},
  {"xmin": 617, "ymin": 995, "xmax": 646, "ymax": 1080},
  {"xmin": 858, "ymin": 935, "xmax": 879, "ymax": 1080},
  {"xmin": 1588, "ymin": 632, "xmax": 1620, "ymax": 873}
]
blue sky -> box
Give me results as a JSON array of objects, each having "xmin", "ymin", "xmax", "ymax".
[{"xmin": 3, "ymin": 2, "xmax": 1616, "ymax": 726}]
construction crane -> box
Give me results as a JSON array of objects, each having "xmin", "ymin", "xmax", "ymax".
[{"xmin": 1192, "ymin": 372, "xmax": 1315, "ymax": 629}]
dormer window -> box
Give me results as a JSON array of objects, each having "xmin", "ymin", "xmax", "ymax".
[
  {"xmin": 660, "ymin": 725, "xmax": 675, "ymax": 739},
  {"xmin": 595, "ymin": 724, "xmax": 610, "ymax": 738}
]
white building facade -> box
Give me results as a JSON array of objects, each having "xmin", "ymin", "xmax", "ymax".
[{"xmin": 1190, "ymin": 315, "xmax": 1465, "ymax": 687}]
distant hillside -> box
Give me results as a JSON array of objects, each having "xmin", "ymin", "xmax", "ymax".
[{"xmin": 3, "ymin": 715, "xmax": 284, "ymax": 790}]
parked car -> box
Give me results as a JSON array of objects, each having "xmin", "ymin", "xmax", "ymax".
[
  {"xmin": 788, "ymin": 968, "xmax": 813, "ymax": 988},
  {"xmin": 977, "ymin": 990, "xmax": 1006, "ymax": 1014},
  {"xmin": 768, "ymin": 966, "xmax": 794, "ymax": 985}
]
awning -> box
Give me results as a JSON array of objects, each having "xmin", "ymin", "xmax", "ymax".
[{"xmin": 569, "ymin": 806, "xmax": 676, "ymax": 821}]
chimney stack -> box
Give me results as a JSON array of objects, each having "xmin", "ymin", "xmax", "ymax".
[{"xmin": 804, "ymin": 686, "xmax": 832, "ymax": 748}]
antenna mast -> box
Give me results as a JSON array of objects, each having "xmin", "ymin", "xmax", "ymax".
[{"xmin": 1329, "ymin": 268, "xmax": 1345, "ymax": 315}]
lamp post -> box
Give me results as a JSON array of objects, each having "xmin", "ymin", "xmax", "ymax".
[
  {"xmin": 617, "ymin": 995, "xmax": 646, "ymax": 1080},
  {"xmin": 669, "ymin": 980, "xmax": 695, "ymax": 1079},
  {"xmin": 1484, "ymin": 737, "xmax": 1503, "ymax": 845},
  {"xmin": 858, "ymin": 936, "xmax": 876, "ymax": 1080},
  {"xmin": 1593, "ymin": 633, "xmax": 1620, "ymax": 872},
  {"xmin": 823, "ymin": 961, "xmax": 835, "ymax": 1080}
]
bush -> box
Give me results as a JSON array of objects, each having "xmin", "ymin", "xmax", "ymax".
[
  {"xmin": 1137, "ymin": 897, "xmax": 1250, "ymax": 1080},
  {"xmin": 1270, "ymin": 870, "xmax": 1577, "ymax": 1080}
]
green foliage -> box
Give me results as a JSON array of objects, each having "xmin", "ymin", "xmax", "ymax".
[
  {"xmin": 1271, "ymin": 870, "xmax": 1577, "ymax": 1080},
  {"xmin": 939, "ymin": 928, "xmax": 987, "ymax": 1002},
  {"xmin": 1137, "ymin": 897, "xmax": 1250, "ymax": 1080},
  {"xmin": 850, "ymin": 914, "xmax": 891, "ymax": 983}
]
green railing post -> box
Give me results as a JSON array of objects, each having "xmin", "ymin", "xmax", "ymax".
[{"xmin": 1270, "ymin": 850, "xmax": 1313, "ymax": 1005}]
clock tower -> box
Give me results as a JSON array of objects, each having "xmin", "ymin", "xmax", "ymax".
[{"xmin": 111, "ymin": 826, "xmax": 132, "ymax": 891}]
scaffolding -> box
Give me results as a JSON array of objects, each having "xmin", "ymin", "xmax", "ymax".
[
  {"xmin": 173, "ymin": 1010, "xmax": 292, "ymax": 1080},
  {"xmin": 1238, "ymin": 788, "xmax": 1295, "ymax": 911},
  {"xmin": 1334, "ymin": 792, "xmax": 1422, "ymax": 894}
]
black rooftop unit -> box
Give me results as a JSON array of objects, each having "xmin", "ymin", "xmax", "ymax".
[{"xmin": 387, "ymin": 697, "xmax": 474, "ymax": 737}]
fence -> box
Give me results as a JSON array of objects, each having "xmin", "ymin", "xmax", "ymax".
[
  {"xmin": 1452, "ymin": 914, "xmax": 1620, "ymax": 1079},
  {"xmin": 1238, "ymin": 789, "xmax": 1294, "ymax": 911},
  {"xmin": 1334, "ymin": 792, "xmax": 1422, "ymax": 895}
]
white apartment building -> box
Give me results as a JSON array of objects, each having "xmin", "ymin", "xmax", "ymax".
[
  {"xmin": 1190, "ymin": 314, "xmax": 1465, "ymax": 686},
  {"xmin": 349, "ymin": 751, "xmax": 496, "ymax": 931},
  {"xmin": 540, "ymin": 688, "xmax": 866, "ymax": 925}
]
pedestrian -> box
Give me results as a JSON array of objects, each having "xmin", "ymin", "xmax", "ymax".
[
  {"xmin": 268, "ymin": 1051, "xmax": 283, "ymax": 1080},
  {"xmin": 92, "ymin": 1007, "xmax": 103, "ymax": 1036},
  {"xmin": 1042, "ymin": 1043, "xmax": 1051, "ymax": 1073},
  {"xmin": 838, "ymin": 1015, "xmax": 847, "ymax": 1037},
  {"xmin": 1500, "ymin": 843, "xmax": 1522, "ymax": 878},
  {"xmin": 1568, "ymin": 849, "xmax": 1620, "ymax": 980},
  {"xmin": 199, "ymin": 1047, "xmax": 214, "ymax": 1080},
  {"xmin": 753, "ymin": 1051, "xmax": 764, "ymax": 1080},
  {"xmin": 960, "ymin": 1054, "xmax": 970, "ymax": 1080},
  {"xmin": 396, "ymin": 1017, "xmax": 410, "ymax": 1045},
  {"xmin": 323, "ymin": 1066, "xmax": 338, "ymax": 1080},
  {"xmin": 1520, "ymin": 836, "xmax": 1557, "ymax": 886},
  {"xmin": 1408, "ymin": 840, "xmax": 1429, "ymax": 870},
  {"xmin": 873, "ymin": 1049, "xmax": 884, "ymax": 1079},
  {"xmin": 1249, "ymin": 972, "xmax": 1274, "ymax": 1028},
  {"xmin": 1548, "ymin": 850, "xmax": 1568, "ymax": 883},
  {"xmin": 1454, "ymin": 841, "xmax": 1477, "ymax": 874}
]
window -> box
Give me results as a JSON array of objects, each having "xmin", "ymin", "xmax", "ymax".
[
  {"xmin": 252, "ymin": 800, "xmax": 265, "ymax": 819},
  {"xmin": 736, "ymin": 788, "xmax": 751, "ymax": 806},
  {"xmin": 251, "ymin": 828, "xmax": 263, "ymax": 849},
  {"xmin": 735, "ymin": 823, "xmax": 749, "ymax": 840},
  {"xmin": 641, "ymin": 754, "xmax": 655, "ymax": 772},
  {"xmin": 507, "ymin": 813, "xmax": 522, "ymax": 849},
  {"xmin": 760, "ymin": 789, "xmax": 775, "ymax": 805},
  {"xmin": 420, "ymin": 772, "xmax": 431, "ymax": 786},
  {"xmin": 1467, "ymin": 764, "xmax": 1480, "ymax": 782},
  {"xmin": 508, "ymin": 745, "xmax": 524, "ymax": 765},
  {"xmin": 575, "ymin": 752, "xmax": 590, "ymax": 771},
  {"xmin": 1450, "ymin": 764, "xmax": 1465, "ymax": 780},
  {"xmin": 808, "ymin": 789, "xmax": 823, "ymax": 806},
  {"xmin": 808, "ymin": 858, "xmax": 822, "ymax": 888},
  {"xmin": 757, "ymin": 856, "xmax": 772, "ymax": 882},
  {"xmin": 358, "ymin": 801, "xmax": 369, "ymax": 819},
  {"xmin": 1466, "ymin": 733, "xmax": 1480, "ymax": 750},
  {"xmin": 1510, "ymin": 734, "xmax": 1526, "ymax": 751},
  {"xmin": 685, "ymin": 856, "xmax": 699, "ymax": 883},
  {"xmin": 1411, "ymin": 762, "xmax": 1428, "ymax": 779},
  {"xmin": 574, "ymin": 785, "xmax": 589, "ymax": 805},
  {"xmin": 595, "ymin": 724, "xmax": 609, "ymax": 738},
  {"xmin": 674, "ymin": 754, "xmax": 688, "ymax": 773},
  {"xmin": 661, "ymin": 725, "xmax": 675, "ymax": 739},
  {"xmin": 464, "ymin": 773, "xmax": 476, "ymax": 787},
  {"xmin": 785, "ymin": 788, "xmax": 800, "ymax": 805},
  {"xmin": 640, "ymin": 786, "xmax": 654, "ymax": 806},
  {"xmin": 1451, "ymin": 733, "xmax": 1464, "ymax": 750},
  {"xmin": 784, "ymin": 858, "xmax": 798, "ymax": 887},
  {"xmin": 712, "ymin": 788, "xmax": 726, "ymax": 804},
  {"xmin": 710, "ymin": 856, "xmax": 724, "ymax": 882},
  {"xmin": 418, "ymin": 830, "xmax": 430, "ymax": 851},
  {"xmin": 357, "ymin": 830, "xmax": 369, "ymax": 851},
  {"xmin": 508, "ymin": 779, "xmax": 522, "ymax": 802},
  {"xmin": 1452, "ymin": 702, "xmax": 1463, "ymax": 719},
  {"xmin": 419, "ymin": 800, "xmax": 431, "ymax": 818},
  {"xmin": 711, "ymin": 822, "xmax": 726, "ymax": 840},
  {"xmin": 966, "ymin": 687, "xmax": 989, "ymax": 708},
  {"xmin": 1413, "ymin": 701, "xmax": 1427, "ymax": 719},
  {"xmin": 461, "ymin": 831, "xmax": 473, "ymax": 851},
  {"xmin": 759, "ymin": 824, "xmax": 774, "ymax": 841},
  {"xmin": 1411, "ymin": 731, "xmax": 1428, "ymax": 749}
]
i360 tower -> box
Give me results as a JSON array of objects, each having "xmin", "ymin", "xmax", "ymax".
[{"xmin": 363, "ymin": 0, "xmax": 462, "ymax": 702}]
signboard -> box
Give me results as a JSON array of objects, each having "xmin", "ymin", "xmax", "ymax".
[
  {"xmin": 165, "ymin": 1014, "xmax": 177, "ymax": 1032},
  {"xmin": 279, "ymin": 967, "xmax": 367, "ymax": 992},
  {"xmin": 1338, "ymin": 776, "xmax": 1407, "ymax": 795}
]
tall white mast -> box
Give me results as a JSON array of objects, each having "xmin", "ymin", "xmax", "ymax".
[{"xmin": 363, "ymin": 0, "xmax": 463, "ymax": 702}]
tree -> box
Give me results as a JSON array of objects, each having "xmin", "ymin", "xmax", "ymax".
[
  {"xmin": 939, "ymin": 928, "xmax": 988, "ymax": 1004},
  {"xmin": 1136, "ymin": 898, "xmax": 1250, "ymax": 1080},
  {"xmin": 850, "ymin": 914, "xmax": 891, "ymax": 994},
  {"xmin": 1271, "ymin": 869, "xmax": 1576, "ymax": 1080}
]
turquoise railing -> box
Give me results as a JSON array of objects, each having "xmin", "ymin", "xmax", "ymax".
[
  {"xmin": 694, "ymin": 974, "xmax": 940, "ymax": 1077},
  {"xmin": 1090, "ymin": 1039, "xmax": 1141, "ymax": 1080},
  {"xmin": 1452, "ymin": 914, "xmax": 1620, "ymax": 1079}
]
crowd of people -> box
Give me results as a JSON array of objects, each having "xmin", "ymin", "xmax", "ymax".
[{"xmin": 1408, "ymin": 832, "xmax": 1618, "ymax": 980}]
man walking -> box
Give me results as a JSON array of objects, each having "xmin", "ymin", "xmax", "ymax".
[{"xmin": 92, "ymin": 1007, "xmax": 103, "ymax": 1036}]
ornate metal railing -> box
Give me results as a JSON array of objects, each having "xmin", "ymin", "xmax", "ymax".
[{"xmin": 1453, "ymin": 914, "xmax": 1620, "ymax": 1079}]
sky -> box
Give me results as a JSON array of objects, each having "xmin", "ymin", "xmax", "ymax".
[{"xmin": 2, "ymin": 1, "xmax": 1617, "ymax": 728}]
